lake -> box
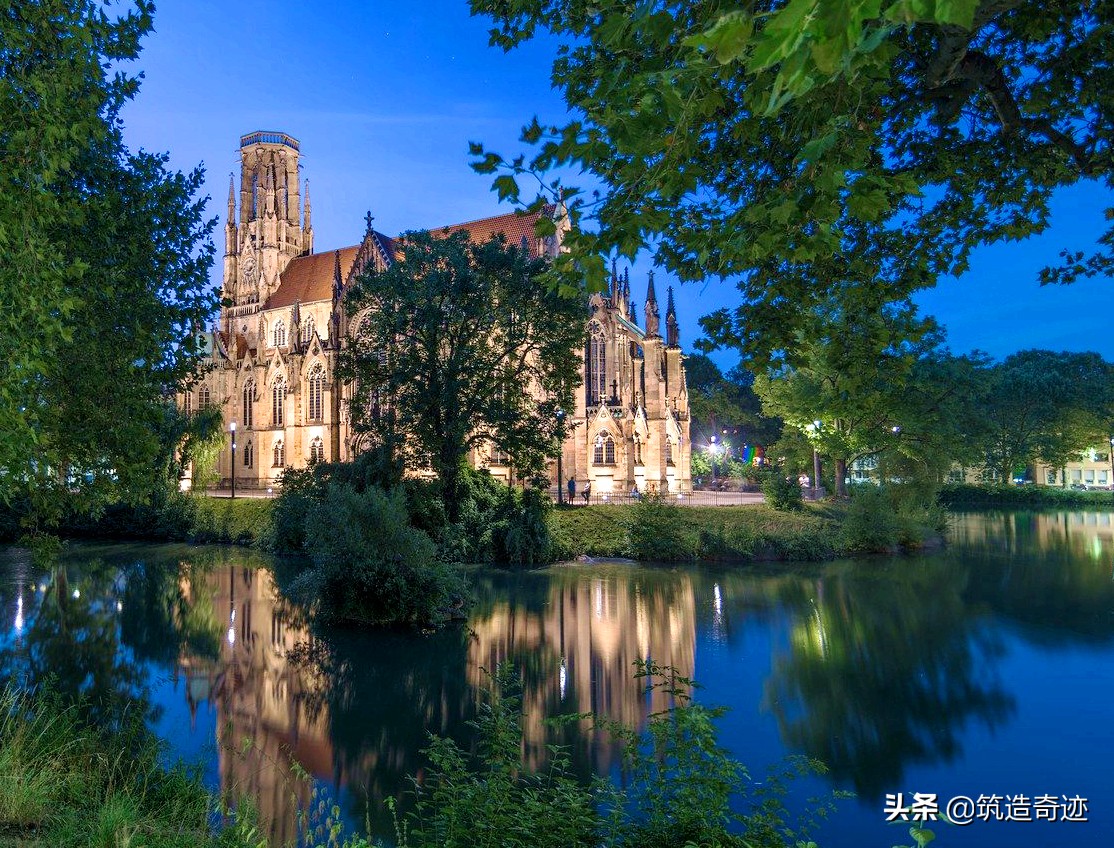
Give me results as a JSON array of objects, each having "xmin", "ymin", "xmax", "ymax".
[{"xmin": 1, "ymin": 509, "xmax": 1112, "ymax": 847}]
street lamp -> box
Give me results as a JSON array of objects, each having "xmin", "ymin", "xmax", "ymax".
[
  {"xmin": 230, "ymin": 421, "xmax": 237, "ymax": 500},
  {"xmin": 709, "ymin": 435, "xmax": 718, "ymax": 483},
  {"xmin": 556, "ymin": 410, "xmax": 565, "ymax": 504}
]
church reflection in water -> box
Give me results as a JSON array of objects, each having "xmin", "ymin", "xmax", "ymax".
[{"xmin": 175, "ymin": 564, "xmax": 697, "ymax": 841}]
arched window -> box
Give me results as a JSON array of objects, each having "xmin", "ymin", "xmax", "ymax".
[
  {"xmin": 182, "ymin": 391, "xmax": 193, "ymax": 416},
  {"xmin": 634, "ymin": 436, "xmax": 643, "ymax": 465},
  {"xmin": 198, "ymin": 386, "xmax": 211, "ymax": 408},
  {"xmin": 309, "ymin": 436, "xmax": 324, "ymax": 463},
  {"xmin": 244, "ymin": 441, "xmax": 253, "ymax": 468},
  {"xmin": 273, "ymin": 440, "xmax": 285, "ymax": 468},
  {"xmin": 665, "ymin": 439, "xmax": 674, "ymax": 466},
  {"xmin": 587, "ymin": 334, "xmax": 607, "ymax": 405},
  {"xmin": 272, "ymin": 376, "xmax": 286, "ymax": 426},
  {"xmin": 242, "ymin": 380, "xmax": 254, "ymax": 427},
  {"xmin": 251, "ymin": 173, "xmax": 259, "ymax": 218},
  {"xmin": 490, "ymin": 446, "xmax": 511, "ymax": 466},
  {"xmin": 307, "ymin": 364, "xmax": 325, "ymax": 422},
  {"xmin": 303, "ymin": 315, "xmax": 315, "ymax": 342},
  {"xmin": 273, "ymin": 320, "xmax": 287, "ymax": 348},
  {"xmin": 593, "ymin": 433, "xmax": 616, "ymax": 465}
]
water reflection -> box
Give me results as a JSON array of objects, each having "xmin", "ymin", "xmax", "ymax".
[{"xmin": 3, "ymin": 511, "xmax": 1114, "ymax": 846}]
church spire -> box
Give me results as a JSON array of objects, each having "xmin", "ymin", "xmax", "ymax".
[
  {"xmin": 666, "ymin": 286, "xmax": 680, "ymax": 348},
  {"xmin": 226, "ymin": 174, "xmax": 236, "ymax": 225},
  {"xmin": 644, "ymin": 271, "xmax": 660, "ymax": 337},
  {"xmin": 304, "ymin": 180, "xmax": 312, "ymax": 230}
]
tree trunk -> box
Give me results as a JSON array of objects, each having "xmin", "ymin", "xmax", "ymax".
[{"xmin": 835, "ymin": 457, "xmax": 848, "ymax": 497}]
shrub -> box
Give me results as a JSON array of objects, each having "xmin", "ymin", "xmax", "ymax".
[
  {"xmin": 301, "ymin": 483, "xmax": 467, "ymax": 627},
  {"xmin": 841, "ymin": 485, "xmax": 901, "ymax": 552},
  {"xmin": 762, "ymin": 466, "xmax": 803, "ymax": 512},
  {"xmin": 625, "ymin": 494, "xmax": 698, "ymax": 562}
]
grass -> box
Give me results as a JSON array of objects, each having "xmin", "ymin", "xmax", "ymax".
[
  {"xmin": 547, "ymin": 502, "xmax": 843, "ymax": 563},
  {"xmin": 0, "ymin": 687, "xmax": 215, "ymax": 848}
]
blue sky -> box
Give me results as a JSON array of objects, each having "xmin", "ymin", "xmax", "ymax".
[{"xmin": 121, "ymin": 0, "xmax": 1114, "ymax": 370}]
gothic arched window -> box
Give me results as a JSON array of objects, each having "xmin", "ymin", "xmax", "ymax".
[
  {"xmin": 242, "ymin": 380, "xmax": 254, "ymax": 427},
  {"xmin": 182, "ymin": 391, "xmax": 193, "ymax": 417},
  {"xmin": 634, "ymin": 436, "xmax": 643, "ymax": 465},
  {"xmin": 665, "ymin": 439, "xmax": 675, "ymax": 466},
  {"xmin": 303, "ymin": 315, "xmax": 315, "ymax": 342},
  {"xmin": 309, "ymin": 437, "xmax": 324, "ymax": 464},
  {"xmin": 244, "ymin": 440, "xmax": 253, "ymax": 468},
  {"xmin": 587, "ymin": 331, "xmax": 607, "ymax": 405},
  {"xmin": 272, "ymin": 377, "xmax": 286, "ymax": 426},
  {"xmin": 273, "ymin": 320, "xmax": 287, "ymax": 348},
  {"xmin": 593, "ymin": 433, "xmax": 616, "ymax": 466},
  {"xmin": 251, "ymin": 173, "xmax": 259, "ymax": 218},
  {"xmin": 198, "ymin": 386, "xmax": 211, "ymax": 408},
  {"xmin": 273, "ymin": 440, "xmax": 285, "ymax": 468},
  {"xmin": 307, "ymin": 364, "xmax": 325, "ymax": 422}
]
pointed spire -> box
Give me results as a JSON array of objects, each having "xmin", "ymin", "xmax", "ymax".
[
  {"xmin": 644, "ymin": 272, "xmax": 660, "ymax": 337},
  {"xmin": 666, "ymin": 286, "xmax": 680, "ymax": 348},
  {"xmin": 303, "ymin": 180, "xmax": 312, "ymax": 230},
  {"xmin": 226, "ymin": 174, "xmax": 235, "ymax": 225}
]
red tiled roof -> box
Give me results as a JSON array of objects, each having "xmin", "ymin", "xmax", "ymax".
[
  {"xmin": 265, "ymin": 245, "xmax": 360, "ymax": 310},
  {"xmin": 262, "ymin": 207, "xmax": 555, "ymax": 310},
  {"xmin": 431, "ymin": 206, "xmax": 554, "ymax": 255}
]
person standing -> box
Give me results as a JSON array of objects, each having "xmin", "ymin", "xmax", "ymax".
[
  {"xmin": 567, "ymin": 477, "xmax": 576, "ymax": 504},
  {"xmin": 582, "ymin": 480, "xmax": 591, "ymax": 505}
]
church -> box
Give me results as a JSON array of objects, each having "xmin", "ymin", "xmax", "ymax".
[{"xmin": 182, "ymin": 131, "xmax": 691, "ymax": 496}]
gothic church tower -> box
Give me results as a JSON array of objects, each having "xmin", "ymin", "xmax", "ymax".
[{"xmin": 223, "ymin": 131, "xmax": 312, "ymax": 334}]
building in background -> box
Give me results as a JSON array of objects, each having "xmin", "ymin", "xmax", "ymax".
[{"xmin": 181, "ymin": 131, "xmax": 691, "ymax": 495}]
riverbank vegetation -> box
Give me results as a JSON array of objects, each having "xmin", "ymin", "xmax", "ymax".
[
  {"xmin": 0, "ymin": 665, "xmax": 840, "ymax": 848},
  {"xmin": 938, "ymin": 484, "xmax": 1114, "ymax": 509}
]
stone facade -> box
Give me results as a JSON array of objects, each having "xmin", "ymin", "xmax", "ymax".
[{"xmin": 182, "ymin": 131, "xmax": 691, "ymax": 495}]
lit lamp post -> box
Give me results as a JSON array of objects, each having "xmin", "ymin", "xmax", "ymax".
[
  {"xmin": 230, "ymin": 421, "xmax": 237, "ymax": 500},
  {"xmin": 556, "ymin": 410, "xmax": 565, "ymax": 504},
  {"xmin": 709, "ymin": 434, "xmax": 718, "ymax": 483}
]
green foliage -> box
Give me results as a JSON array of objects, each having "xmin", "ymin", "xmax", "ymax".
[
  {"xmin": 939, "ymin": 483, "xmax": 1114, "ymax": 508},
  {"xmin": 396, "ymin": 663, "xmax": 837, "ymax": 848},
  {"xmin": 547, "ymin": 504, "xmax": 841, "ymax": 562},
  {"xmin": 625, "ymin": 494, "xmax": 699, "ymax": 562},
  {"xmin": 977, "ymin": 350, "xmax": 1114, "ymax": 482},
  {"xmin": 841, "ymin": 484, "xmax": 944, "ymax": 553},
  {"xmin": 1, "ymin": 1, "xmax": 216, "ymax": 520},
  {"xmin": 298, "ymin": 483, "xmax": 467, "ymax": 628},
  {"xmin": 763, "ymin": 465, "xmax": 804, "ymax": 512},
  {"xmin": 470, "ymin": 0, "xmax": 1114, "ymax": 366},
  {"xmin": 340, "ymin": 229, "xmax": 584, "ymax": 523},
  {"xmin": 0, "ymin": 685, "xmax": 233, "ymax": 847}
]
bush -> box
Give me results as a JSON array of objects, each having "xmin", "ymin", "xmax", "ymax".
[
  {"xmin": 938, "ymin": 482, "xmax": 1114, "ymax": 508},
  {"xmin": 395, "ymin": 663, "xmax": 836, "ymax": 848},
  {"xmin": 762, "ymin": 466, "xmax": 803, "ymax": 511},
  {"xmin": 626, "ymin": 494, "xmax": 698, "ymax": 562},
  {"xmin": 300, "ymin": 483, "xmax": 467, "ymax": 627}
]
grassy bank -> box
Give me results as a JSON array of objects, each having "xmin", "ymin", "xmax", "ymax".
[
  {"xmin": 548, "ymin": 502, "xmax": 844, "ymax": 562},
  {"xmin": 939, "ymin": 483, "xmax": 1114, "ymax": 509}
]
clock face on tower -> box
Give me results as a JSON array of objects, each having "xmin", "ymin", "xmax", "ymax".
[{"xmin": 239, "ymin": 250, "xmax": 257, "ymax": 286}]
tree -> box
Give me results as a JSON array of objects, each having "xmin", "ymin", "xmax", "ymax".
[
  {"xmin": 685, "ymin": 353, "xmax": 782, "ymax": 449},
  {"xmin": 339, "ymin": 230, "xmax": 584, "ymax": 522},
  {"xmin": 978, "ymin": 350, "xmax": 1114, "ymax": 483},
  {"xmin": 754, "ymin": 299, "xmax": 986, "ymax": 494},
  {"xmin": 468, "ymin": 0, "xmax": 1113, "ymax": 364},
  {"xmin": 0, "ymin": 1, "xmax": 215, "ymax": 519}
]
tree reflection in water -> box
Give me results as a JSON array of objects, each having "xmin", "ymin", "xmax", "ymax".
[
  {"xmin": 3, "ymin": 511, "xmax": 1114, "ymax": 843},
  {"xmin": 764, "ymin": 560, "xmax": 1015, "ymax": 799}
]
